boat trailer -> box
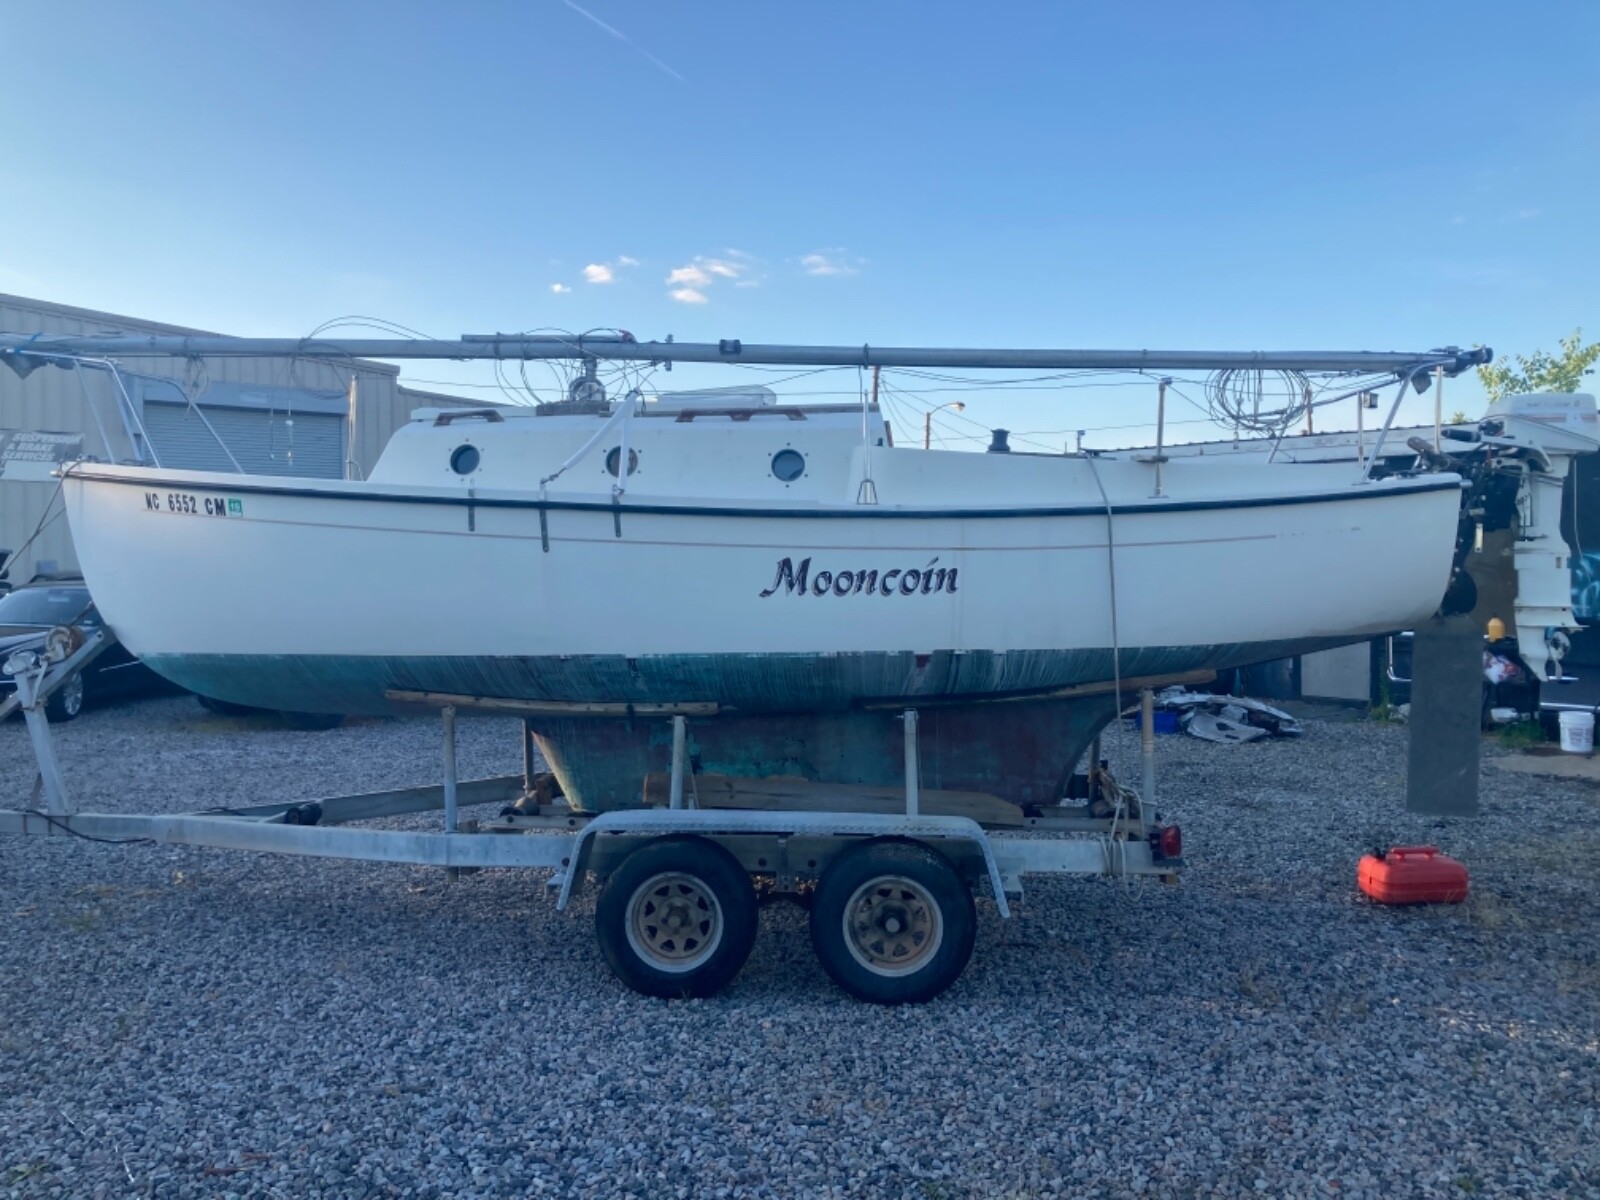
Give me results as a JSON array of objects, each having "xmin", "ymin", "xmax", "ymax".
[{"xmin": 0, "ymin": 634, "xmax": 1182, "ymax": 1005}]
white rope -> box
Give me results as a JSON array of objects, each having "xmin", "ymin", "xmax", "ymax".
[
  {"xmin": 1082, "ymin": 451, "xmax": 1127, "ymax": 771},
  {"xmin": 613, "ymin": 390, "xmax": 639, "ymax": 499},
  {"xmin": 537, "ymin": 395, "xmax": 634, "ymax": 492},
  {"xmin": 1081, "ymin": 451, "xmax": 1149, "ymax": 898},
  {"xmin": 3, "ymin": 472, "xmax": 68, "ymax": 581}
]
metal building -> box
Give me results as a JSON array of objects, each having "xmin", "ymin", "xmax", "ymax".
[{"xmin": 0, "ymin": 293, "xmax": 488, "ymax": 581}]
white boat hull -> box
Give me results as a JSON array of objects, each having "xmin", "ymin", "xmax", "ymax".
[{"xmin": 61, "ymin": 460, "xmax": 1462, "ymax": 717}]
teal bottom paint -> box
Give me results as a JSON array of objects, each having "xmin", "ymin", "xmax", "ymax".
[
  {"xmin": 148, "ymin": 640, "xmax": 1351, "ymax": 811},
  {"xmin": 146, "ymin": 640, "xmax": 1344, "ymax": 718}
]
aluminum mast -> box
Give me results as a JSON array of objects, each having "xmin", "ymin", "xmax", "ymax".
[{"xmin": 0, "ymin": 332, "xmax": 1492, "ymax": 378}]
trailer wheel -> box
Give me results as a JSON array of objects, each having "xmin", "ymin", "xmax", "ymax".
[
  {"xmin": 810, "ymin": 840, "xmax": 976, "ymax": 1005},
  {"xmin": 596, "ymin": 837, "xmax": 757, "ymax": 999}
]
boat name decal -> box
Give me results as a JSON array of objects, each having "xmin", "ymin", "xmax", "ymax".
[{"xmin": 759, "ymin": 556, "xmax": 958, "ymax": 598}]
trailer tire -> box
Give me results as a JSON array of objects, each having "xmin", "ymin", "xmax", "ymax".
[
  {"xmin": 810, "ymin": 840, "xmax": 976, "ymax": 1005},
  {"xmin": 596, "ymin": 837, "xmax": 757, "ymax": 999}
]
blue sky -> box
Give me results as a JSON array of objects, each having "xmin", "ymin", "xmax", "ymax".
[{"xmin": 1, "ymin": 0, "xmax": 1595, "ymax": 446}]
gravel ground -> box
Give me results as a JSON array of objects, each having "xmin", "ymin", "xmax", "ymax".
[{"xmin": 1, "ymin": 697, "xmax": 1597, "ymax": 1199}]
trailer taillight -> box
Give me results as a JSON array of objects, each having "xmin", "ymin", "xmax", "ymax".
[{"xmin": 1153, "ymin": 824, "xmax": 1182, "ymax": 860}]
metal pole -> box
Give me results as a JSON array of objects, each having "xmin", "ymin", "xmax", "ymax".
[
  {"xmin": 185, "ymin": 399, "xmax": 245, "ymax": 473},
  {"xmin": 668, "ymin": 715, "xmax": 687, "ymax": 810},
  {"xmin": 103, "ymin": 362, "xmax": 160, "ymax": 467},
  {"xmin": 1303, "ymin": 385, "xmax": 1314, "ymax": 434},
  {"xmin": 1355, "ymin": 391, "xmax": 1367, "ymax": 468},
  {"xmin": 522, "ymin": 719, "xmax": 537, "ymax": 796},
  {"xmin": 869, "ymin": 364, "xmax": 880, "ymax": 408},
  {"xmin": 923, "ymin": 400, "xmax": 967, "ymax": 449},
  {"xmin": 1364, "ymin": 373, "xmax": 1417, "ymax": 479},
  {"xmin": 71, "ymin": 360, "xmax": 116, "ymax": 462},
  {"xmin": 1265, "ymin": 420, "xmax": 1291, "ymax": 464},
  {"xmin": 14, "ymin": 668, "xmax": 69, "ymax": 816},
  {"xmin": 0, "ymin": 332, "xmax": 1491, "ymax": 376},
  {"xmin": 346, "ymin": 376, "xmax": 359, "ymax": 481},
  {"xmin": 902, "ymin": 709, "xmax": 920, "ymax": 817},
  {"xmin": 442, "ymin": 705, "xmax": 458, "ymax": 833},
  {"xmin": 1139, "ymin": 688, "xmax": 1156, "ymax": 829},
  {"xmin": 1152, "ymin": 378, "xmax": 1169, "ymax": 496},
  {"xmin": 1434, "ymin": 365, "xmax": 1444, "ymax": 451}
]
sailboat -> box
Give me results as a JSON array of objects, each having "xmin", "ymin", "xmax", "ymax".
[{"xmin": 4, "ymin": 332, "xmax": 1487, "ymax": 810}]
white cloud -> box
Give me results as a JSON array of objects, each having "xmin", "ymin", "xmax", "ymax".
[
  {"xmin": 550, "ymin": 282, "xmax": 572, "ymax": 294},
  {"xmin": 801, "ymin": 250, "xmax": 860, "ymax": 277},
  {"xmin": 1499, "ymin": 207, "xmax": 1543, "ymax": 224},
  {"xmin": 581, "ymin": 256, "xmax": 640, "ymax": 284},
  {"xmin": 663, "ymin": 250, "xmax": 765, "ymax": 303},
  {"xmin": 1449, "ymin": 215, "xmax": 1468, "ymax": 226}
]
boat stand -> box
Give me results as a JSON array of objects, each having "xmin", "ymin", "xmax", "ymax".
[
  {"xmin": 0, "ymin": 668, "xmax": 1181, "ymax": 1003},
  {"xmin": 0, "ymin": 628, "xmax": 112, "ymax": 814}
]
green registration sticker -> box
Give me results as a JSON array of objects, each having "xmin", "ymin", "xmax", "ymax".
[{"xmin": 227, "ymin": 498, "xmax": 243, "ymax": 516}]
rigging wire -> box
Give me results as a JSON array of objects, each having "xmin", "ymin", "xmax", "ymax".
[
  {"xmin": 278, "ymin": 319, "xmax": 1430, "ymax": 449},
  {"xmin": 879, "ymin": 374, "xmax": 1062, "ymax": 451},
  {"xmin": 0, "ymin": 473, "xmax": 68, "ymax": 580},
  {"xmin": 1201, "ymin": 367, "xmax": 1314, "ymax": 435},
  {"xmin": 1080, "ymin": 450, "xmax": 1131, "ymax": 811}
]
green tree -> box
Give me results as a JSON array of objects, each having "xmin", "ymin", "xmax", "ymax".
[{"xmin": 1477, "ymin": 328, "xmax": 1600, "ymax": 402}]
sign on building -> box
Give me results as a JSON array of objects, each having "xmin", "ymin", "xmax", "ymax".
[{"xmin": 0, "ymin": 429, "xmax": 83, "ymax": 481}]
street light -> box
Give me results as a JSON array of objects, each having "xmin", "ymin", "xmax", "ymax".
[{"xmin": 924, "ymin": 401, "xmax": 966, "ymax": 449}]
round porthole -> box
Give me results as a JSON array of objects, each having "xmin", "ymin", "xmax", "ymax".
[
  {"xmin": 450, "ymin": 444, "xmax": 480, "ymax": 475},
  {"xmin": 605, "ymin": 447, "xmax": 639, "ymax": 477},
  {"xmin": 771, "ymin": 448, "xmax": 806, "ymax": 482}
]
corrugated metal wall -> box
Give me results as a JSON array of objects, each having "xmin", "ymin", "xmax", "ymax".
[
  {"xmin": 0, "ymin": 293, "xmax": 491, "ymax": 580},
  {"xmin": 142, "ymin": 403, "xmax": 349, "ymax": 478}
]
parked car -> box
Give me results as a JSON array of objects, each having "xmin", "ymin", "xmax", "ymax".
[{"xmin": 0, "ymin": 575, "xmax": 175, "ymax": 720}]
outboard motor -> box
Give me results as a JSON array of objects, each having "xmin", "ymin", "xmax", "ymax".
[{"xmin": 1406, "ymin": 394, "xmax": 1599, "ymax": 681}]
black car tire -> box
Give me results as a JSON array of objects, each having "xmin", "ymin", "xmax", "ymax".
[{"xmin": 44, "ymin": 672, "xmax": 84, "ymax": 723}]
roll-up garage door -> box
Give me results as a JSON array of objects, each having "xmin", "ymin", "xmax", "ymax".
[{"xmin": 140, "ymin": 383, "xmax": 346, "ymax": 479}]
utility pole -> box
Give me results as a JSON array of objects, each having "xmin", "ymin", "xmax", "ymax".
[{"xmin": 924, "ymin": 401, "xmax": 967, "ymax": 450}]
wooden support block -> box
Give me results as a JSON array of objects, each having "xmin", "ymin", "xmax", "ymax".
[{"xmin": 640, "ymin": 772, "xmax": 1026, "ymax": 827}]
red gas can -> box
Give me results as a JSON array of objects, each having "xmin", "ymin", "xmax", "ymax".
[{"xmin": 1358, "ymin": 846, "xmax": 1469, "ymax": 905}]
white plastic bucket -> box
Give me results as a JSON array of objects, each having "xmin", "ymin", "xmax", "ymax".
[{"xmin": 1559, "ymin": 710, "xmax": 1594, "ymax": 754}]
